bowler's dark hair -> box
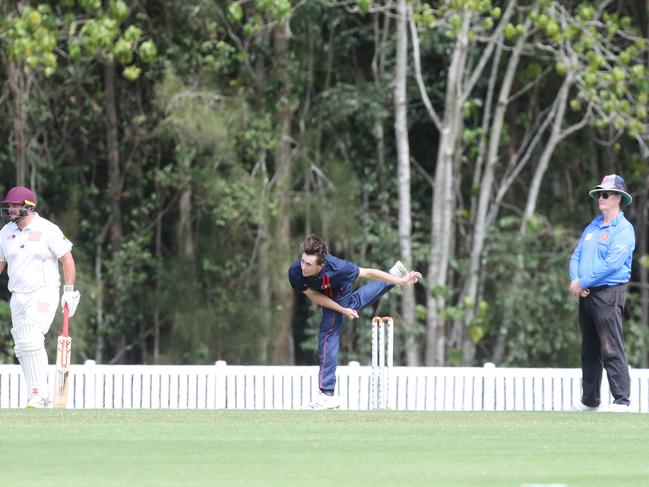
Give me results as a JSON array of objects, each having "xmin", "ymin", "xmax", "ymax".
[{"xmin": 301, "ymin": 234, "xmax": 328, "ymax": 265}]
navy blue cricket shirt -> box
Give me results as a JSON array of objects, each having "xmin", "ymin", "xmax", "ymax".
[{"xmin": 288, "ymin": 254, "xmax": 360, "ymax": 302}]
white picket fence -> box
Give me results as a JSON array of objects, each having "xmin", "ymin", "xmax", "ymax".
[{"xmin": 1, "ymin": 362, "xmax": 648, "ymax": 412}]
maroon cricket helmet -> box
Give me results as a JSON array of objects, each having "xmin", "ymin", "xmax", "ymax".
[{"xmin": 1, "ymin": 186, "xmax": 37, "ymax": 207}]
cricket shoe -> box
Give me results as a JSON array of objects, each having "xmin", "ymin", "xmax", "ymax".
[
  {"xmin": 389, "ymin": 260, "xmax": 410, "ymax": 287},
  {"xmin": 570, "ymin": 401, "xmax": 599, "ymax": 412},
  {"xmin": 603, "ymin": 403, "xmax": 631, "ymax": 413},
  {"xmin": 26, "ymin": 394, "xmax": 53, "ymax": 409},
  {"xmin": 302, "ymin": 392, "xmax": 341, "ymax": 410}
]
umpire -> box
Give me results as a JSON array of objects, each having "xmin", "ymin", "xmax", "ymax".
[{"xmin": 569, "ymin": 174, "xmax": 635, "ymax": 412}]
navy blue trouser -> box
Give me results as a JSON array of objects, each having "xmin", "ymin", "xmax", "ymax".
[
  {"xmin": 318, "ymin": 281, "xmax": 394, "ymax": 392},
  {"xmin": 579, "ymin": 284, "xmax": 631, "ymax": 406}
]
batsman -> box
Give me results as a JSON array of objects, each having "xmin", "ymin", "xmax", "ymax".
[
  {"xmin": 0, "ymin": 186, "xmax": 80, "ymax": 408},
  {"xmin": 288, "ymin": 234, "xmax": 421, "ymax": 410}
]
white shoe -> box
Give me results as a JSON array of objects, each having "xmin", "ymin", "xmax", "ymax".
[
  {"xmin": 26, "ymin": 394, "xmax": 52, "ymax": 409},
  {"xmin": 389, "ymin": 260, "xmax": 409, "ymax": 279},
  {"xmin": 303, "ymin": 392, "xmax": 341, "ymax": 410},
  {"xmin": 604, "ymin": 403, "xmax": 630, "ymax": 413},
  {"xmin": 389, "ymin": 260, "xmax": 413, "ymax": 288},
  {"xmin": 571, "ymin": 401, "xmax": 599, "ymax": 412}
]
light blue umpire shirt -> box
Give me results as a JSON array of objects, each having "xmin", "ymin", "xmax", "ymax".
[{"xmin": 569, "ymin": 212, "xmax": 635, "ymax": 289}]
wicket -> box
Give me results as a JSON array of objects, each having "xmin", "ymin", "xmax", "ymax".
[{"xmin": 371, "ymin": 316, "xmax": 394, "ymax": 409}]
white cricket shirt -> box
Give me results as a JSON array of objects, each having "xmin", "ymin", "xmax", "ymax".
[{"xmin": 0, "ymin": 214, "xmax": 73, "ymax": 293}]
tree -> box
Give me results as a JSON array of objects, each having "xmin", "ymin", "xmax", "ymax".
[
  {"xmin": 1, "ymin": 3, "xmax": 57, "ymax": 185},
  {"xmin": 410, "ymin": 0, "xmax": 518, "ymax": 364},
  {"xmin": 393, "ymin": 0, "xmax": 419, "ymax": 364}
]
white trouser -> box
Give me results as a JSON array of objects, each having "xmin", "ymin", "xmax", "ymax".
[{"xmin": 10, "ymin": 287, "xmax": 59, "ymax": 399}]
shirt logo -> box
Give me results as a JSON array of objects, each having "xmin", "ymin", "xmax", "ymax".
[
  {"xmin": 585, "ymin": 232, "xmax": 593, "ymax": 241},
  {"xmin": 600, "ymin": 233, "xmax": 609, "ymax": 241},
  {"xmin": 28, "ymin": 232, "xmax": 42, "ymax": 241},
  {"xmin": 321, "ymin": 274, "xmax": 333, "ymax": 298}
]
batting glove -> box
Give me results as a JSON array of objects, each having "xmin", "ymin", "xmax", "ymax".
[{"xmin": 61, "ymin": 285, "xmax": 81, "ymax": 317}]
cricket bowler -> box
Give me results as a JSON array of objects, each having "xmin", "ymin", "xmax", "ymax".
[{"xmin": 288, "ymin": 234, "xmax": 421, "ymax": 409}]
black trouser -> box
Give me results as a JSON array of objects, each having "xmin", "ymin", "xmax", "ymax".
[{"xmin": 579, "ymin": 284, "xmax": 630, "ymax": 406}]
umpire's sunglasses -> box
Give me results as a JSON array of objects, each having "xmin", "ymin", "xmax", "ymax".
[{"xmin": 598, "ymin": 191, "xmax": 614, "ymax": 199}]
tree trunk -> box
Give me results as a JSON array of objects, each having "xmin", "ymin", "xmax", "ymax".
[
  {"xmin": 105, "ymin": 61, "xmax": 122, "ymax": 252},
  {"xmin": 419, "ymin": 1, "xmax": 517, "ymax": 364},
  {"xmin": 459, "ymin": 29, "xmax": 527, "ymax": 364},
  {"xmin": 95, "ymin": 245, "xmax": 106, "ymax": 363},
  {"xmin": 394, "ymin": 0, "xmax": 418, "ymax": 365},
  {"xmin": 104, "ymin": 60, "xmax": 124, "ymax": 362},
  {"xmin": 523, "ymin": 74, "xmax": 574, "ymax": 220},
  {"xmin": 271, "ymin": 16, "xmax": 295, "ymax": 364},
  {"xmin": 372, "ymin": 4, "xmax": 392, "ymax": 179},
  {"xmin": 638, "ymin": 172, "xmax": 648, "ymax": 368},
  {"xmin": 153, "ymin": 144, "xmax": 164, "ymax": 363},
  {"xmin": 178, "ymin": 188, "xmax": 194, "ymax": 259},
  {"xmin": 365, "ymin": 7, "xmax": 391, "ymax": 264},
  {"xmin": 257, "ymin": 151, "xmax": 272, "ymax": 364},
  {"xmin": 153, "ymin": 225, "xmax": 161, "ymax": 363},
  {"xmin": 6, "ymin": 59, "xmax": 32, "ymax": 186},
  {"xmin": 424, "ymin": 13, "xmax": 471, "ymax": 365}
]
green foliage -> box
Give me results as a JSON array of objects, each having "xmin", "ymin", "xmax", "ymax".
[
  {"xmin": 462, "ymin": 98, "xmax": 483, "ymax": 119},
  {"xmin": 438, "ymin": 296, "xmax": 489, "ymax": 346},
  {"xmin": 227, "ymin": 3, "xmax": 244, "ymax": 23},
  {"xmin": 0, "ymin": 300, "xmax": 13, "ymax": 364},
  {"xmin": 482, "ymin": 217, "xmax": 581, "ymax": 367},
  {"xmin": 155, "ymin": 72, "xmax": 235, "ymax": 156},
  {"xmin": 108, "ymin": 0, "xmax": 129, "ymax": 22},
  {"xmin": 227, "ymin": 0, "xmax": 293, "ymax": 35},
  {"xmin": 3, "ymin": 5, "xmax": 60, "ymax": 76},
  {"xmin": 624, "ymin": 292, "xmax": 649, "ymax": 367},
  {"xmin": 122, "ymin": 65, "xmax": 141, "ymax": 81},
  {"xmin": 201, "ymin": 170, "xmax": 261, "ymax": 228},
  {"xmin": 356, "ymin": 0, "xmax": 372, "ymax": 14},
  {"xmin": 414, "ymin": 0, "xmax": 504, "ymax": 40},
  {"xmin": 257, "ymin": 0, "xmax": 292, "ymax": 20},
  {"xmin": 159, "ymin": 251, "xmax": 268, "ymax": 364},
  {"xmin": 1, "ymin": 2, "xmax": 157, "ymax": 81},
  {"xmin": 1, "ymin": 0, "xmax": 648, "ymax": 368},
  {"xmin": 639, "ymin": 255, "xmax": 649, "ymax": 268},
  {"xmin": 430, "ymin": 285, "xmax": 453, "ymax": 301},
  {"xmin": 79, "ymin": 0, "xmax": 102, "ymax": 12},
  {"xmin": 535, "ymin": 2, "xmax": 649, "ymax": 138},
  {"xmin": 138, "ymin": 39, "xmax": 157, "ymax": 63}
]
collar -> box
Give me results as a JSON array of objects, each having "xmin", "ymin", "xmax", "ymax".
[
  {"xmin": 17, "ymin": 213, "xmax": 39, "ymax": 231},
  {"xmin": 595, "ymin": 211, "xmax": 623, "ymax": 228}
]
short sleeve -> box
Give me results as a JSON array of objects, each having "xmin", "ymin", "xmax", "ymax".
[
  {"xmin": 339, "ymin": 260, "xmax": 359, "ymax": 282},
  {"xmin": 47, "ymin": 224, "xmax": 73, "ymax": 259}
]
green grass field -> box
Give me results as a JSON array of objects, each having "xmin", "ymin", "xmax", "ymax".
[{"xmin": 2, "ymin": 410, "xmax": 648, "ymax": 487}]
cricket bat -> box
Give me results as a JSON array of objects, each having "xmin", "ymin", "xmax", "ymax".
[{"xmin": 53, "ymin": 304, "xmax": 71, "ymax": 408}]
